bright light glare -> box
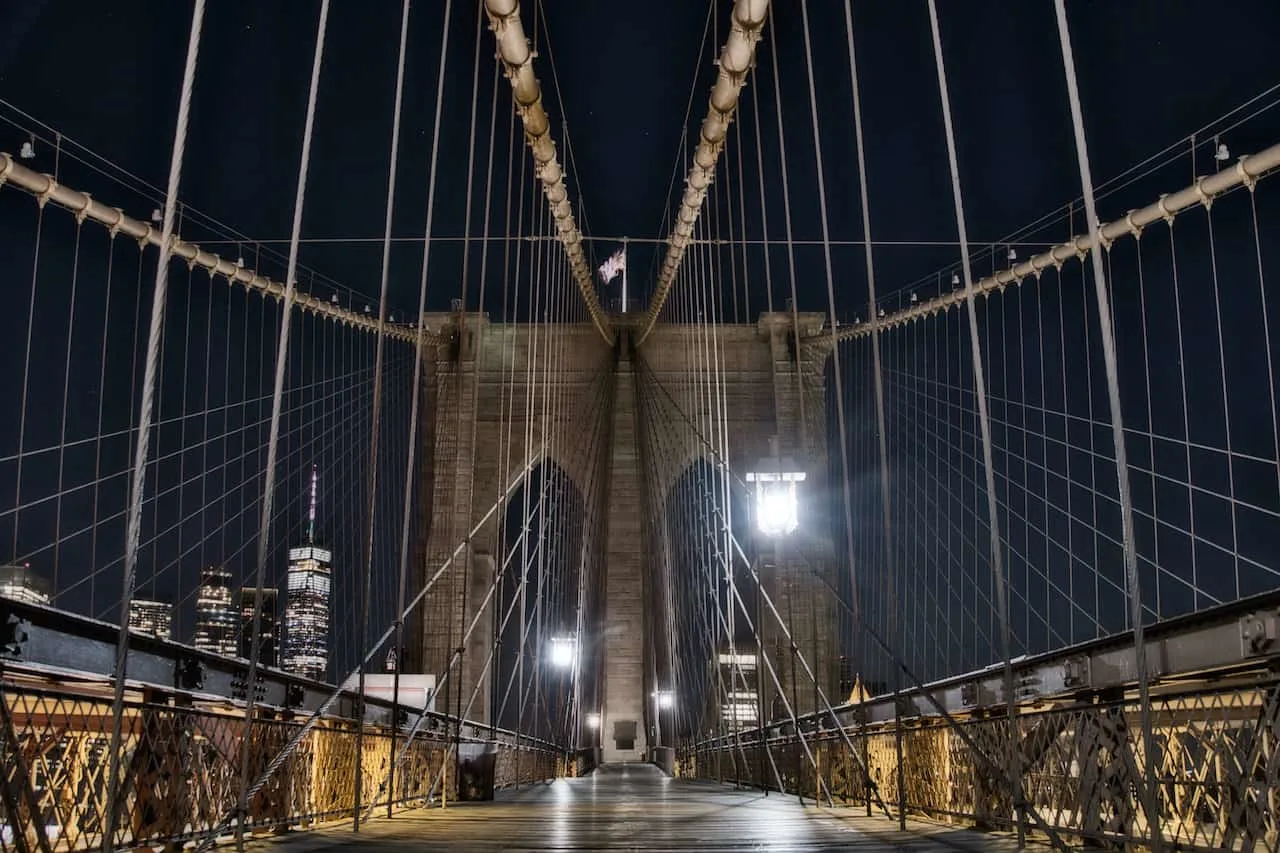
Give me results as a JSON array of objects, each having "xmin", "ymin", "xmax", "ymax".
[
  {"xmin": 549, "ymin": 636, "xmax": 576, "ymax": 668},
  {"xmin": 755, "ymin": 481, "xmax": 799, "ymax": 537},
  {"xmin": 654, "ymin": 690, "xmax": 674, "ymax": 710},
  {"xmin": 585, "ymin": 712, "xmax": 601, "ymax": 729}
]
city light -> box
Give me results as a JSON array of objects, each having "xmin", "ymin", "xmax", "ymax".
[
  {"xmin": 128, "ymin": 599, "xmax": 173, "ymax": 640},
  {"xmin": 194, "ymin": 567, "xmax": 238, "ymax": 657},
  {"xmin": 283, "ymin": 546, "xmax": 332, "ymax": 680},
  {"xmin": 654, "ymin": 689, "xmax": 674, "ymax": 710},
  {"xmin": 283, "ymin": 467, "xmax": 332, "ymax": 681},
  {"xmin": 0, "ymin": 563, "xmax": 50, "ymax": 605},
  {"xmin": 746, "ymin": 467, "xmax": 805, "ymax": 537},
  {"xmin": 585, "ymin": 712, "xmax": 601, "ymax": 730},
  {"xmin": 549, "ymin": 635, "xmax": 577, "ymax": 669}
]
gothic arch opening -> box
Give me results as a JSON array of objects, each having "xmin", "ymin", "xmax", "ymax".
[
  {"xmin": 658, "ymin": 458, "xmax": 752, "ymax": 743},
  {"xmin": 492, "ymin": 460, "xmax": 585, "ymax": 743}
]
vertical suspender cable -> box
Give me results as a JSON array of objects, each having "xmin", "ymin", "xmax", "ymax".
[
  {"xmin": 87, "ymin": 239, "xmax": 117, "ymax": 617},
  {"xmin": 390, "ymin": 0, "xmax": 454, "ymax": 794},
  {"xmin": 356, "ymin": 0, "xmax": 412, "ymax": 830},
  {"xmin": 765, "ymin": 6, "xmax": 807, "ymax": 450},
  {"xmin": 1050, "ymin": 3, "xmax": 1160, "ymax": 847},
  {"xmin": 471, "ymin": 46, "xmax": 502, "ymax": 746},
  {"xmin": 450, "ymin": 0, "xmax": 490, "ymax": 779},
  {"xmin": 924, "ymin": 2, "xmax": 1023, "ymax": 843},
  {"xmin": 102, "ymin": 5, "xmax": 205, "ymax": 851},
  {"xmin": 835, "ymin": 0, "xmax": 901, "ymax": 820},
  {"xmin": 236, "ymin": 2, "xmax": 330, "ymax": 848},
  {"xmin": 51, "ymin": 221, "xmax": 84, "ymax": 599},
  {"xmin": 493, "ymin": 102, "xmax": 522, "ymax": 738},
  {"xmin": 11, "ymin": 138, "xmax": 60, "ymax": 566},
  {"xmin": 789, "ymin": 0, "xmax": 868, "ymax": 722}
]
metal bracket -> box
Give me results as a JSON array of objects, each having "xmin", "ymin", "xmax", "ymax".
[
  {"xmin": 175, "ymin": 655, "xmax": 205, "ymax": 691},
  {"xmin": 231, "ymin": 670, "xmax": 266, "ymax": 703},
  {"xmin": 1, "ymin": 608, "xmax": 29, "ymax": 657},
  {"xmin": 1241, "ymin": 610, "xmax": 1280, "ymax": 657},
  {"xmin": 1063, "ymin": 655, "xmax": 1090, "ymax": 690}
]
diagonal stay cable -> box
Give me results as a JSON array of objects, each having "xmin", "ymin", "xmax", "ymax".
[
  {"xmin": 636, "ymin": 353, "xmax": 1072, "ymax": 850},
  {"xmin": 636, "ymin": 355, "xmax": 884, "ymax": 812},
  {"xmin": 191, "ymin": 453, "xmax": 543, "ymax": 852}
]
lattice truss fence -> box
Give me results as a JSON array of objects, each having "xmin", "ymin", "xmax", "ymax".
[
  {"xmin": 0, "ymin": 676, "xmax": 558, "ymax": 851},
  {"xmin": 689, "ymin": 677, "xmax": 1280, "ymax": 851}
]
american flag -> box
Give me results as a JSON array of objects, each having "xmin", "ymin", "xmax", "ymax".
[{"xmin": 598, "ymin": 248, "xmax": 625, "ymax": 284}]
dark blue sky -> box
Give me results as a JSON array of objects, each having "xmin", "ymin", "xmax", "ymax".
[{"xmin": 2, "ymin": 1, "xmax": 1278, "ymax": 317}]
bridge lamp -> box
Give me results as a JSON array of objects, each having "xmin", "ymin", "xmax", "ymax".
[
  {"xmin": 549, "ymin": 635, "xmax": 577, "ymax": 669},
  {"xmin": 746, "ymin": 467, "xmax": 805, "ymax": 538},
  {"xmin": 653, "ymin": 689, "xmax": 675, "ymax": 711}
]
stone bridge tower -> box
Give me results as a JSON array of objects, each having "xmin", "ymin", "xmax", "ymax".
[{"xmin": 413, "ymin": 311, "xmax": 837, "ymax": 762}]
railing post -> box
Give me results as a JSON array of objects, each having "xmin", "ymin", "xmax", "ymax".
[
  {"xmin": 895, "ymin": 693, "xmax": 906, "ymax": 831},
  {"xmin": 862, "ymin": 730, "xmax": 871, "ymax": 817}
]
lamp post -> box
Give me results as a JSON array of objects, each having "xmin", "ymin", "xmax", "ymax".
[
  {"xmin": 650, "ymin": 689, "xmax": 676, "ymax": 773},
  {"xmin": 745, "ymin": 467, "xmax": 805, "ymax": 538},
  {"xmin": 548, "ymin": 634, "xmax": 577, "ymax": 670},
  {"xmin": 748, "ymin": 447, "xmax": 806, "ymax": 803}
]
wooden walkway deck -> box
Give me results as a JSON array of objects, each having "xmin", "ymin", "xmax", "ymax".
[{"xmin": 253, "ymin": 764, "xmax": 1041, "ymax": 852}]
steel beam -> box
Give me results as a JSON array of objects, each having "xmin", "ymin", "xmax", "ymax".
[
  {"xmin": 0, "ymin": 594, "xmax": 556, "ymax": 751},
  {"xmin": 482, "ymin": 0, "xmax": 613, "ymax": 345},
  {"xmin": 635, "ymin": 0, "xmax": 770, "ymax": 346},
  {"xmin": 0, "ymin": 152, "xmax": 423, "ymax": 344},
  {"xmin": 822, "ymin": 141, "xmax": 1280, "ymax": 344},
  {"xmin": 691, "ymin": 588, "xmax": 1280, "ymax": 745}
]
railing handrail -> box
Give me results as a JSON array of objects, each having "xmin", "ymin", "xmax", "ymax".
[{"xmin": 0, "ymin": 594, "xmax": 563, "ymax": 753}]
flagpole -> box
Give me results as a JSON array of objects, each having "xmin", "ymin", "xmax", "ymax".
[{"xmin": 622, "ymin": 236, "xmax": 628, "ymax": 313}]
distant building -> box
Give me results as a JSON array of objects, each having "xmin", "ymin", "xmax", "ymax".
[
  {"xmin": 283, "ymin": 466, "xmax": 331, "ymax": 681},
  {"xmin": 0, "ymin": 564, "xmax": 50, "ymax": 605},
  {"xmin": 237, "ymin": 587, "xmax": 279, "ymax": 667},
  {"xmin": 716, "ymin": 648, "xmax": 760, "ymax": 732},
  {"xmin": 194, "ymin": 567, "xmax": 238, "ymax": 657},
  {"xmin": 128, "ymin": 598, "xmax": 173, "ymax": 639}
]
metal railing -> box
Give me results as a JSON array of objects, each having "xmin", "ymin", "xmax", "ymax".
[
  {"xmin": 0, "ymin": 597, "xmax": 561, "ymax": 851},
  {"xmin": 679, "ymin": 592, "xmax": 1280, "ymax": 851}
]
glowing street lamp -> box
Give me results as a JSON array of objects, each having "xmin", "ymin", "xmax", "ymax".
[
  {"xmin": 549, "ymin": 635, "xmax": 577, "ymax": 669},
  {"xmin": 585, "ymin": 712, "xmax": 601, "ymax": 730},
  {"xmin": 653, "ymin": 689, "xmax": 674, "ymax": 710},
  {"xmin": 746, "ymin": 461, "xmax": 805, "ymax": 537}
]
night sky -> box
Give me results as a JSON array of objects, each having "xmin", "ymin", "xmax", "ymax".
[
  {"xmin": 3, "ymin": 1, "xmax": 1277, "ymax": 313},
  {"xmin": 1, "ymin": 1, "xmax": 1279, "ymax": 688}
]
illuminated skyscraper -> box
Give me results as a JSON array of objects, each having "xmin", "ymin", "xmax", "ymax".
[
  {"xmin": 283, "ymin": 466, "xmax": 331, "ymax": 681},
  {"xmin": 0, "ymin": 564, "xmax": 50, "ymax": 605},
  {"xmin": 194, "ymin": 567, "xmax": 238, "ymax": 656},
  {"xmin": 128, "ymin": 599, "xmax": 173, "ymax": 639},
  {"xmin": 715, "ymin": 647, "xmax": 760, "ymax": 732},
  {"xmin": 238, "ymin": 586, "xmax": 279, "ymax": 667}
]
